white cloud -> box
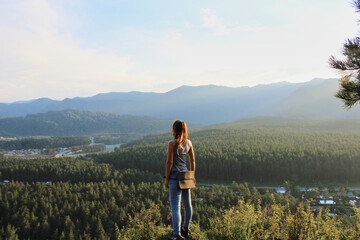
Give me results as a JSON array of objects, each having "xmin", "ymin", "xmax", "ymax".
[
  {"xmin": 194, "ymin": 5, "xmax": 357, "ymax": 85},
  {"xmin": 201, "ymin": 8, "xmax": 230, "ymax": 35},
  {"xmin": 0, "ymin": 0, "xmax": 144, "ymax": 102},
  {"xmin": 165, "ymin": 30, "xmax": 183, "ymax": 41},
  {"xmin": 200, "ymin": 8, "xmax": 268, "ymax": 36},
  {"xmin": 140, "ymin": 4, "xmax": 359, "ymax": 89}
]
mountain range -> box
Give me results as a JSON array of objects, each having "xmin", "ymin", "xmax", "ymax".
[{"xmin": 1, "ymin": 78, "xmax": 359, "ymax": 125}]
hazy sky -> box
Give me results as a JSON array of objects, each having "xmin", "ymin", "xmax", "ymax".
[{"xmin": 0, "ymin": 0, "xmax": 358, "ymax": 102}]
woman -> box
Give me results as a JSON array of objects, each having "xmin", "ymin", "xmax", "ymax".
[{"xmin": 165, "ymin": 120, "xmax": 195, "ymax": 240}]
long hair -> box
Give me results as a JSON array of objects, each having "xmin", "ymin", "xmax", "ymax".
[{"xmin": 173, "ymin": 120, "xmax": 188, "ymax": 155}]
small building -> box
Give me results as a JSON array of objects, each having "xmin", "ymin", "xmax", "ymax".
[
  {"xmin": 319, "ymin": 195, "xmax": 333, "ymax": 200},
  {"xmin": 347, "ymin": 192, "xmax": 356, "ymax": 199},
  {"xmin": 319, "ymin": 200, "xmax": 336, "ymax": 205},
  {"xmin": 276, "ymin": 188, "xmax": 286, "ymax": 194},
  {"xmin": 349, "ymin": 200, "xmax": 357, "ymax": 205}
]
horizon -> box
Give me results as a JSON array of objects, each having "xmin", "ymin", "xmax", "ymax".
[
  {"xmin": 1, "ymin": 77, "xmax": 335, "ymax": 104},
  {"xmin": 0, "ymin": 0, "xmax": 357, "ymax": 102}
]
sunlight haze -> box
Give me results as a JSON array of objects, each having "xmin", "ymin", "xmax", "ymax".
[{"xmin": 0, "ymin": 0, "xmax": 358, "ymax": 102}]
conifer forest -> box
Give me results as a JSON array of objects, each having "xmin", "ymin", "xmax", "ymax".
[{"xmin": 1, "ymin": 121, "xmax": 360, "ymax": 239}]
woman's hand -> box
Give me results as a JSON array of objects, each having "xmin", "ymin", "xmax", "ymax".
[{"xmin": 165, "ymin": 179, "xmax": 169, "ymax": 189}]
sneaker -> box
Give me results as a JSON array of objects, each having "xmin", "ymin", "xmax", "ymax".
[
  {"xmin": 170, "ymin": 234, "xmax": 185, "ymax": 240},
  {"xmin": 168, "ymin": 231, "xmax": 185, "ymax": 240},
  {"xmin": 181, "ymin": 226, "xmax": 192, "ymax": 240}
]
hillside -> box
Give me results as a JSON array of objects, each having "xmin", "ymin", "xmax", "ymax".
[
  {"xmin": 1, "ymin": 78, "xmax": 360, "ymax": 124},
  {"xmin": 123, "ymin": 117, "xmax": 360, "ymax": 147},
  {"xmin": 207, "ymin": 116, "xmax": 360, "ymax": 131},
  {"xmin": 0, "ymin": 109, "xmax": 184, "ymax": 137},
  {"xmin": 98, "ymin": 118, "xmax": 360, "ymax": 185}
]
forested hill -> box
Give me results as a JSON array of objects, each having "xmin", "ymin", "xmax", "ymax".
[
  {"xmin": 123, "ymin": 117, "xmax": 360, "ymax": 147},
  {"xmin": 0, "ymin": 109, "xmax": 187, "ymax": 137},
  {"xmin": 96, "ymin": 118, "xmax": 360, "ymax": 185},
  {"xmin": 207, "ymin": 116, "xmax": 360, "ymax": 131}
]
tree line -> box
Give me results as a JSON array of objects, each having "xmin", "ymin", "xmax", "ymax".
[{"xmin": 0, "ymin": 137, "xmax": 91, "ymax": 151}]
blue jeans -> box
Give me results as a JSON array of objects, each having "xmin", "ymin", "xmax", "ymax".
[{"xmin": 169, "ymin": 172, "xmax": 193, "ymax": 237}]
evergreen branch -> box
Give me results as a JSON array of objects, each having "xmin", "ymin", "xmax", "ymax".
[
  {"xmin": 352, "ymin": 0, "xmax": 360, "ymax": 12},
  {"xmin": 335, "ymin": 75, "xmax": 360, "ymax": 109}
]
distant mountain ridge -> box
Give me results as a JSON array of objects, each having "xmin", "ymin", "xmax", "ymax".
[{"xmin": 1, "ymin": 78, "xmax": 359, "ymax": 124}]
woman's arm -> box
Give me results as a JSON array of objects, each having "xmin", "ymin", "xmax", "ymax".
[
  {"xmin": 188, "ymin": 141, "xmax": 195, "ymax": 172},
  {"xmin": 165, "ymin": 140, "xmax": 175, "ymax": 188}
]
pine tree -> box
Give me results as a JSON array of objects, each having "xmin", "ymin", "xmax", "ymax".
[
  {"xmin": 114, "ymin": 223, "xmax": 121, "ymax": 240},
  {"xmin": 3, "ymin": 225, "xmax": 19, "ymax": 240},
  {"xmin": 94, "ymin": 218, "xmax": 107, "ymax": 239},
  {"xmin": 329, "ymin": 0, "xmax": 360, "ymax": 108}
]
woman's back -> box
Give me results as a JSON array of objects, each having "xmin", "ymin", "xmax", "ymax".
[{"xmin": 171, "ymin": 139, "xmax": 191, "ymax": 172}]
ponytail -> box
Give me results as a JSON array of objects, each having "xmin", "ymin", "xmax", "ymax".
[{"xmin": 172, "ymin": 120, "xmax": 188, "ymax": 155}]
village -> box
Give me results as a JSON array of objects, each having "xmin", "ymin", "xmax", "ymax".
[
  {"xmin": 196, "ymin": 183, "xmax": 360, "ymax": 216},
  {"xmin": 0, "ymin": 136, "xmax": 121, "ymax": 158}
]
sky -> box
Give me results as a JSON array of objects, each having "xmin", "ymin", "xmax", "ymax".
[{"xmin": 0, "ymin": 0, "xmax": 359, "ymax": 103}]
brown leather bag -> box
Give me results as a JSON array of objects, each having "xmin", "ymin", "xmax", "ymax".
[{"xmin": 178, "ymin": 171, "xmax": 196, "ymax": 189}]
